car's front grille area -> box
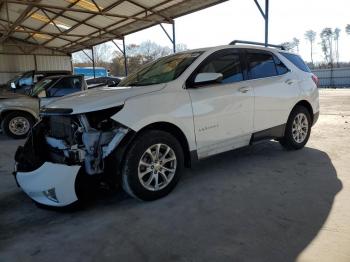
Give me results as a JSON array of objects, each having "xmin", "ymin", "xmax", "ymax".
[{"xmin": 48, "ymin": 116, "xmax": 75, "ymax": 143}]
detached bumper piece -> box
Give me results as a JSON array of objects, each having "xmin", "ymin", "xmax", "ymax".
[{"xmin": 15, "ymin": 162, "xmax": 81, "ymax": 207}]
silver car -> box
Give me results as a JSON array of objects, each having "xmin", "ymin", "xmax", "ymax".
[{"xmin": 0, "ymin": 75, "xmax": 87, "ymax": 139}]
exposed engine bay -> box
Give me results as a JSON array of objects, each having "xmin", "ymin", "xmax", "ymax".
[{"xmin": 15, "ymin": 107, "xmax": 129, "ymax": 176}]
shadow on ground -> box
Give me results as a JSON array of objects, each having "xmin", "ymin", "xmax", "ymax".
[{"xmin": 0, "ymin": 141, "xmax": 342, "ymax": 262}]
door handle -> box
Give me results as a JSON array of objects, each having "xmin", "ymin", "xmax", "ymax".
[{"xmin": 239, "ymin": 87, "xmax": 250, "ymax": 93}]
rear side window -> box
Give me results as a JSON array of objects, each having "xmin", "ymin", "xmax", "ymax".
[
  {"xmin": 198, "ymin": 52, "xmax": 243, "ymax": 84},
  {"xmin": 280, "ymin": 53, "xmax": 311, "ymax": 73},
  {"xmin": 247, "ymin": 52, "xmax": 277, "ymax": 79},
  {"xmin": 274, "ymin": 57, "xmax": 289, "ymax": 75}
]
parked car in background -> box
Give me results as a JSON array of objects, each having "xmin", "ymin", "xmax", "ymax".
[
  {"xmin": 86, "ymin": 76, "xmax": 122, "ymax": 88},
  {"xmin": 0, "ymin": 75, "xmax": 87, "ymax": 139},
  {"xmin": 6, "ymin": 70, "xmax": 71, "ymax": 94},
  {"xmin": 74, "ymin": 67, "xmax": 108, "ymax": 78},
  {"xmin": 14, "ymin": 41, "xmax": 319, "ymax": 207}
]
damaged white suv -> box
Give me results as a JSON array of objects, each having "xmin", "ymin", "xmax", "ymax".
[{"xmin": 14, "ymin": 41, "xmax": 319, "ymax": 207}]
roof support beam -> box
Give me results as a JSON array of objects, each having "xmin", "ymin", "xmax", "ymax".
[
  {"xmin": 159, "ymin": 22, "xmax": 176, "ymax": 53},
  {"xmin": 6, "ymin": 0, "xmax": 164, "ymax": 22},
  {"xmin": 0, "ymin": 1, "xmax": 41, "ymax": 43},
  {"xmin": 254, "ymin": 0, "xmax": 269, "ymax": 46},
  {"xmin": 61, "ymin": 0, "xmax": 175, "ymax": 51},
  {"xmin": 127, "ymin": 0, "xmax": 173, "ymax": 23},
  {"xmin": 0, "ymin": 28, "xmax": 103, "ymax": 38},
  {"xmin": 112, "ymin": 38, "xmax": 128, "ymax": 76},
  {"xmin": 40, "ymin": 8, "xmax": 63, "ymax": 33},
  {"xmin": 23, "ymin": 0, "xmax": 80, "ymax": 42},
  {"xmin": 39, "ymin": 0, "xmax": 128, "ymax": 48}
]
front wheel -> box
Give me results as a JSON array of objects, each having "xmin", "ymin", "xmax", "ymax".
[
  {"xmin": 280, "ymin": 105, "xmax": 312, "ymax": 150},
  {"xmin": 1, "ymin": 111, "xmax": 34, "ymax": 139},
  {"xmin": 121, "ymin": 130, "xmax": 184, "ymax": 201}
]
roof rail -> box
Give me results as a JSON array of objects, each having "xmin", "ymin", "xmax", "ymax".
[{"xmin": 229, "ymin": 40, "xmax": 285, "ymax": 50}]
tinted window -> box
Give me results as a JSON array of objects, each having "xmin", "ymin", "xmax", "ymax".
[
  {"xmin": 199, "ymin": 52, "xmax": 243, "ymax": 84},
  {"xmin": 18, "ymin": 71, "xmax": 33, "ymax": 86},
  {"xmin": 274, "ymin": 56, "xmax": 289, "ymax": 75},
  {"xmin": 280, "ymin": 53, "xmax": 311, "ymax": 73},
  {"xmin": 247, "ymin": 52, "xmax": 277, "ymax": 79},
  {"xmin": 48, "ymin": 77, "xmax": 81, "ymax": 97}
]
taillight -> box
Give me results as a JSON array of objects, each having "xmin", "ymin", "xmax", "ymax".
[{"xmin": 311, "ymin": 74, "xmax": 320, "ymax": 88}]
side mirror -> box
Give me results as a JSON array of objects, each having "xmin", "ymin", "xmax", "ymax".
[
  {"xmin": 107, "ymin": 80, "xmax": 116, "ymax": 87},
  {"xmin": 194, "ymin": 73, "xmax": 223, "ymax": 86}
]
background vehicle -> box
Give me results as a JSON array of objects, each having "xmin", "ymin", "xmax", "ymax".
[
  {"xmin": 14, "ymin": 42, "xmax": 319, "ymax": 207},
  {"xmin": 86, "ymin": 76, "xmax": 122, "ymax": 88},
  {"xmin": 5, "ymin": 70, "xmax": 71, "ymax": 94},
  {"xmin": 0, "ymin": 75, "xmax": 87, "ymax": 139},
  {"xmin": 74, "ymin": 67, "xmax": 108, "ymax": 78}
]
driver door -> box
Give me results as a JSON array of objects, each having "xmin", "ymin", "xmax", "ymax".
[{"xmin": 187, "ymin": 49, "xmax": 254, "ymax": 158}]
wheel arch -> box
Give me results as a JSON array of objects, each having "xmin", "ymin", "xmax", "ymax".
[
  {"xmin": 0, "ymin": 109, "xmax": 37, "ymax": 123},
  {"xmin": 137, "ymin": 122, "xmax": 193, "ymax": 168},
  {"xmin": 292, "ymin": 100, "xmax": 314, "ymax": 123}
]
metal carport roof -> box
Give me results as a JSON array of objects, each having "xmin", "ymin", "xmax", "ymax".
[{"xmin": 0, "ymin": 0, "xmax": 228, "ymax": 54}]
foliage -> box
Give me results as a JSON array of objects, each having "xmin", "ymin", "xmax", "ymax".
[
  {"xmin": 304, "ymin": 30, "xmax": 316, "ymax": 64},
  {"xmin": 73, "ymin": 41, "xmax": 188, "ymax": 76},
  {"xmin": 320, "ymin": 28, "xmax": 334, "ymax": 63},
  {"xmin": 346, "ymin": 24, "xmax": 350, "ymax": 35}
]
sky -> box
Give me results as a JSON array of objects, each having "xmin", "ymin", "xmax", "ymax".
[{"xmin": 115, "ymin": 0, "xmax": 350, "ymax": 63}]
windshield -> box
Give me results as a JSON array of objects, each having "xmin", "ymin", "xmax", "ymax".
[
  {"xmin": 118, "ymin": 51, "xmax": 203, "ymax": 86},
  {"xmin": 30, "ymin": 78, "xmax": 54, "ymax": 97}
]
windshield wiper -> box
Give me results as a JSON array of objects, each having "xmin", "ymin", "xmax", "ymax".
[{"xmin": 129, "ymin": 82, "xmax": 155, "ymax": 86}]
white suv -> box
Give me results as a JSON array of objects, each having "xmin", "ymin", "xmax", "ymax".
[{"xmin": 14, "ymin": 42, "xmax": 319, "ymax": 207}]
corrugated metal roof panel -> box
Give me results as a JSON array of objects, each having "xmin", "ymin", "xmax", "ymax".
[{"xmin": 0, "ymin": 0, "xmax": 228, "ymax": 54}]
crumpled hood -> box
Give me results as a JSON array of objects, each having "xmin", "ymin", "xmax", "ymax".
[{"xmin": 43, "ymin": 84, "xmax": 165, "ymax": 114}]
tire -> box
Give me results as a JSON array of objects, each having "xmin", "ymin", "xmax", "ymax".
[
  {"xmin": 121, "ymin": 130, "xmax": 184, "ymax": 201},
  {"xmin": 1, "ymin": 111, "xmax": 35, "ymax": 139},
  {"xmin": 280, "ymin": 105, "xmax": 312, "ymax": 150}
]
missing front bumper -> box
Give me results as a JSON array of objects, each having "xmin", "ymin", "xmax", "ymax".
[{"xmin": 15, "ymin": 162, "xmax": 81, "ymax": 207}]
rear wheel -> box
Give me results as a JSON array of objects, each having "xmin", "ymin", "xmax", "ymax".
[
  {"xmin": 121, "ymin": 130, "xmax": 184, "ymax": 201},
  {"xmin": 280, "ymin": 105, "xmax": 311, "ymax": 150},
  {"xmin": 1, "ymin": 111, "xmax": 34, "ymax": 139}
]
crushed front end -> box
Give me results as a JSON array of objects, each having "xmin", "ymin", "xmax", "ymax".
[{"xmin": 14, "ymin": 107, "xmax": 130, "ymax": 207}]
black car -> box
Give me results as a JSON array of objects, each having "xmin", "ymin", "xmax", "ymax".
[
  {"xmin": 6, "ymin": 70, "xmax": 71, "ymax": 94},
  {"xmin": 86, "ymin": 76, "xmax": 121, "ymax": 88}
]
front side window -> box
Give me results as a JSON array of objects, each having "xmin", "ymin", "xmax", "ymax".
[
  {"xmin": 119, "ymin": 52, "xmax": 203, "ymax": 87},
  {"xmin": 48, "ymin": 77, "xmax": 81, "ymax": 97},
  {"xmin": 198, "ymin": 52, "xmax": 243, "ymax": 84},
  {"xmin": 31, "ymin": 78, "xmax": 55, "ymax": 97},
  {"xmin": 247, "ymin": 52, "xmax": 278, "ymax": 80}
]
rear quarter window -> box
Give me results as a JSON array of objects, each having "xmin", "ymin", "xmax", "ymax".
[{"xmin": 280, "ymin": 53, "xmax": 311, "ymax": 73}]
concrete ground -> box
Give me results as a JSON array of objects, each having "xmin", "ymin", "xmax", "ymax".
[{"xmin": 0, "ymin": 89, "xmax": 349, "ymax": 262}]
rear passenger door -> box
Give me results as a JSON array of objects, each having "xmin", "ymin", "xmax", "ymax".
[{"xmin": 244, "ymin": 50, "xmax": 300, "ymax": 132}]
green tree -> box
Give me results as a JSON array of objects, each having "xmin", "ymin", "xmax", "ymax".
[
  {"xmin": 304, "ymin": 30, "xmax": 316, "ymax": 64},
  {"xmin": 292, "ymin": 37, "xmax": 300, "ymax": 53},
  {"xmin": 334, "ymin": 28, "xmax": 341, "ymax": 66},
  {"xmin": 320, "ymin": 28, "xmax": 334, "ymax": 64},
  {"xmin": 346, "ymin": 24, "xmax": 350, "ymax": 35}
]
